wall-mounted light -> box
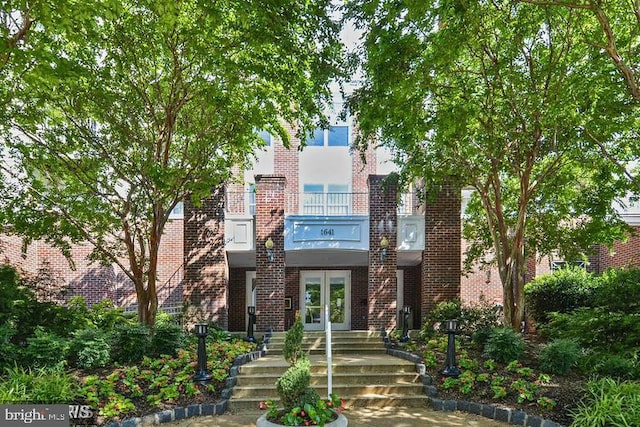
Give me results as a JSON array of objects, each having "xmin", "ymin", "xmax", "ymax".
[
  {"xmin": 265, "ymin": 237, "xmax": 274, "ymax": 262},
  {"xmin": 380, "ymin": 235, "xmax": 389, "ymax": 261}
]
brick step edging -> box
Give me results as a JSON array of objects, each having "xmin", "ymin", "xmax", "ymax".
[{"xmin": 387, "ymin": 348, "xmax": 566, "ymax": 427}]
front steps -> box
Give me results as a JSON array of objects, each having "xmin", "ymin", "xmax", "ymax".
[
  {"xmin": 228, "ymin": 331, "xmax": 429, "ymax": 412},
  {"xmin": 265, "ymin": 330, "xmax": 385, "ymax": 355}
]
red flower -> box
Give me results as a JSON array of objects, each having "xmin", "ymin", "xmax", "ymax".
[{"xmin": 258, "ymin": 401, "xmax": 267, "ymax": 410}]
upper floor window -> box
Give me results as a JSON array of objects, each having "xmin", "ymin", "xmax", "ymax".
[
  {"xmin": 257, "ymin": 130, "xmax": 271, "ymax": 146},
  {"xmin": 305, "ymin": 126, "xmax": 350, "ymax": 147},
  {"xmin": 551, "ymin": 260, "xmax": 586, "ymax": 272},
  {"xmin": 328, "ymin": 126, "xmax": 349, "ymax": 146},
  {"xmin": 248, "ymin": 183, "xmax": 256, "ymax": 216},
  {"xmin": 169, "ymin": 202, "xmax": 184, "ymax": 218}
]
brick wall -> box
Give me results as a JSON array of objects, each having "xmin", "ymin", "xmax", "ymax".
[
  {"xmin": 459, "ymin": 239, "xmax": 503, "ymax": 305},
  {"xmin": 368, "ymin": 175, "xmax": 398, "ymax": 331},
  {"xmin": 183, "ymin": 189, "xmax": 228, "ymax": 328},
  {"xmin": 275, "ymin": 124, "xmax": 300, "ymax": 210},
  {"xmin": 255, "ymin": 175, "xmax": 286, "ymax": 332},
  {"xmin": 1, "ymin": 219, "xmax": 184, "ymax": 311},
  {"xmin": 0, "ymin": 233, "xmax": 37, "ymax": 271},
  {"xmin": 422, "ymin": 183, "xmax": 461, "ymax": 319},
  {"xmin": 596, "ymin": 226, "xmax": 640, "ymax": 271},
  {"xmin": 352, "ymin": 144, "xmax": 376, "ymax": 213}
]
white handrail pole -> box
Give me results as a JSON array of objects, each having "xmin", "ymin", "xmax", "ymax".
[{"xmin": 325, "ymin": 303, "xmax": 333, "ymax": 398}]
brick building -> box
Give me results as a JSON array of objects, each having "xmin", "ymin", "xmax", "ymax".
[{"xmin": 2, "ymin": 102, "xmax": 640, "ymax": 333}]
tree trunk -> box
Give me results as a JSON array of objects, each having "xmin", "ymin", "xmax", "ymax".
[{"xmin": 498, "ymin": 241, "xmax": 526, "ymax": 332}]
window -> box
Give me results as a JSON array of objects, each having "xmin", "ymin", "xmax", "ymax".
[
  {"xmin": 257, "ymin": 130, "xmax": 271, "ymax": 146},
  {"xmin": 328, "ymin": 126, "xmax": 349, "ymax": 146},
  {"xmin": 305, "ymin": 126, "xmax": 350, "ymax": 147},
  {"xmin": 306, "ymin": 128, "xmax": 325, "ymax": 146},
  {"xmin": 551, "ymin": 260, "xmax": 586, "ymax": 271},
  {"xmin": 248, "ymin": 183, "xmax": 256, "ymax": 216},
  {"xmin": 302, "ymin": 184, "xmax": 350, "ymax": 215},
  {"xmin": 169, "ymin": 202, "xmax": 184, "ymax": 218}
]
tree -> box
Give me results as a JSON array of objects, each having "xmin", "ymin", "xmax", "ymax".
[
  {"xmin": 517, "ymin": 1, "xmax": 640, "ymax": 193},
  {"xmin": 0, "ymin": 0, "xmax": 344, "ymax": 326},
  {"xmin": 347, "ymin": 0, "xmax": 632, "ymax": 329}
]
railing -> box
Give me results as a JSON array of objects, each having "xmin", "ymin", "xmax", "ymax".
[
  {"xmin": 287, "ymin": 192, "xmax": 370, "ymax": 215},
  {"xmin": 225, "ymin": 190, "xmax": 422, "ymax": 216},
  {"xmin": 226, "ymin": 191, "xmax": 255, "ymax": 216},
  {"xmin": 123, "ymin": 262, "xmax": 184, "ymax": 315}
]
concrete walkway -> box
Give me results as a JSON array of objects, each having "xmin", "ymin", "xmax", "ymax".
[{"xmin": 162, "ymin": 407, "xmax": 511, "ymax": 427}]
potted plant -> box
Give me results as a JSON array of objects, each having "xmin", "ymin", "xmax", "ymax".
[{"xmin": 257, "ymin": 312, "xmax": 347, "ymax": 426}]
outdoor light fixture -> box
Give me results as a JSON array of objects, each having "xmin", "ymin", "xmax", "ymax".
[
  {"xmin": 400, "ymin": 305, "xmax": 411, "ymax": 343},
  {"xmin": 265, "ymin": 237, "xmax": 274, "ymax": 262},
  {"xmin": 379, "ymin": 236, "xmax": 389, "ymax": 261},
  {"xmin": 442, "ymin": 319, "xmax": 460, "ymax": 377},
  {"xmin": 193, "ymin": 323, "xmax": 212, "ymax": 383},
  {"xmin": 247, "ymin": 306, "xmax": 256, "ymax": 343}
]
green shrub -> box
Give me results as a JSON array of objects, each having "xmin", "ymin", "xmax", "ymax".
[
  {"xmin": 594, "ymin": 267, "xmax": 640, "ymax": 313},
  {"xmin": 0, "ymin": 323, "xmax": 18, "ymax": 370},
  {"xmin": 0, "ymin": 265, "xmax": 88, "ymax": 343},
  {"xmin": 524, "ymin": 266, "xmax": 595, "ymax": 325},
  {"xmin": 68, "ymin": 328, "xmax": 111, "ymax": 369},
  {"xmin": 541, "ymin": 308, "xmax": 640, "ymax": 353},
  {"xmin": 570, "ymin": 378, "xmax": 640, "ymax": 427},
  {"xmin": 151, "ymin": 320, "xmax": 186, "ymax": 357},
  {"xmin": 23, "ymin": 327, "xmax": 70, "ymax": 368},
  {"xmin": 87, "ymin": 299, "xmax": 126, "ymax": 330},
  {"xmin": 483, "ymin": 327, "xmax": 525, "ymax": 364},
  {"xmin": 538, "ymin": 339, "xmax": 580, "ymax": 375},
  {"xmin": 0, "ymin": 366, "xmax": 78, "ymax": 403},
  {"xmin": 463, "ymin": 298, "xmax": 502, "ymax": 345},
  {"xmin": 420, "ymin": 299, "xmax": 462, "ymax": 339},
  {"xmin": 420, "ymin": 298, "xmax": 502, "ymax": 341},
  {"xmin": 593, "ymin": 355, "xmax": 637, "ymax": 380},
  {"xmin": 283, "ymin": 312, "xmax": 304, "ymax": 364},
  {"xmin": 471, "ymin": 327, "xmax": 494, "ymax": 347},
  {"xmin": 275, "ymin": 356, "xmax": 317, "ymax": 412},
  {"xmin": 110, "ymin": 323, "xmax": 152, "ymax": 364}
]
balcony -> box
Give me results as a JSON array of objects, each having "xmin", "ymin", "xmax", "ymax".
[
  {"xmin": 287, "ymin": 192, "xmax": 369, "ymax": 215},
  {"xmin": 224, "ymin": 191, "xmax": 425, "ymax": 266}
]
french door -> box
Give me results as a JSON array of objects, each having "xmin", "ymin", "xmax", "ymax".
[{"xmin": 300, "ymin": 271, "xmax": 351, "ymax": 331}]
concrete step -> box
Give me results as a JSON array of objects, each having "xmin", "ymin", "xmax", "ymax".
[
  {"xmin": 266, "ymin": 347, "xmax": 386, "ymax": 356},
  {"xmin": 235, "ymin": 372, "xmax": 419, "ymax": 386},
  {"xmin": 231, "ymin": 382, "xmax": 424, "ymax": 399},
  {"xmin": 266, "ymin": 331, "xmax": 387, "ymax": 355},
  {"xmin": 237, "ymin": 358, "xmax": 417, "ymax": 376},
  {"xmin": 229, "ymin": 353, "xmax": 427, "ymax": 413},
  {"xmin": 228, "ymin": 394, "xmax": 430, "ymax": 412}
]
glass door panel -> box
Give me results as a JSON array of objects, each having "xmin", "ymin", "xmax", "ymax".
[
  {"xmin": 302, "ymin": 275, "xmax": 324, "ymax": 331},
  {"xmin": 301, "ymin": 271, "xmax": 350, "ymax": 331}
]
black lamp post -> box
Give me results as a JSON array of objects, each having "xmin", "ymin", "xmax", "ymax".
[
  {"xmin": 442, "ymin": 319, "xmax": 460, "ymax": 377},
  {"xmin": 193, "ymin": 323, "xmax": 212, "ymax": 383},
  {"xmin": 400, "ymin": 305, "xmax": 411, "ymax": 343},
  {"xmin": 247, "ymin": 306, "xmax": 256, "ymax": 343}
]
